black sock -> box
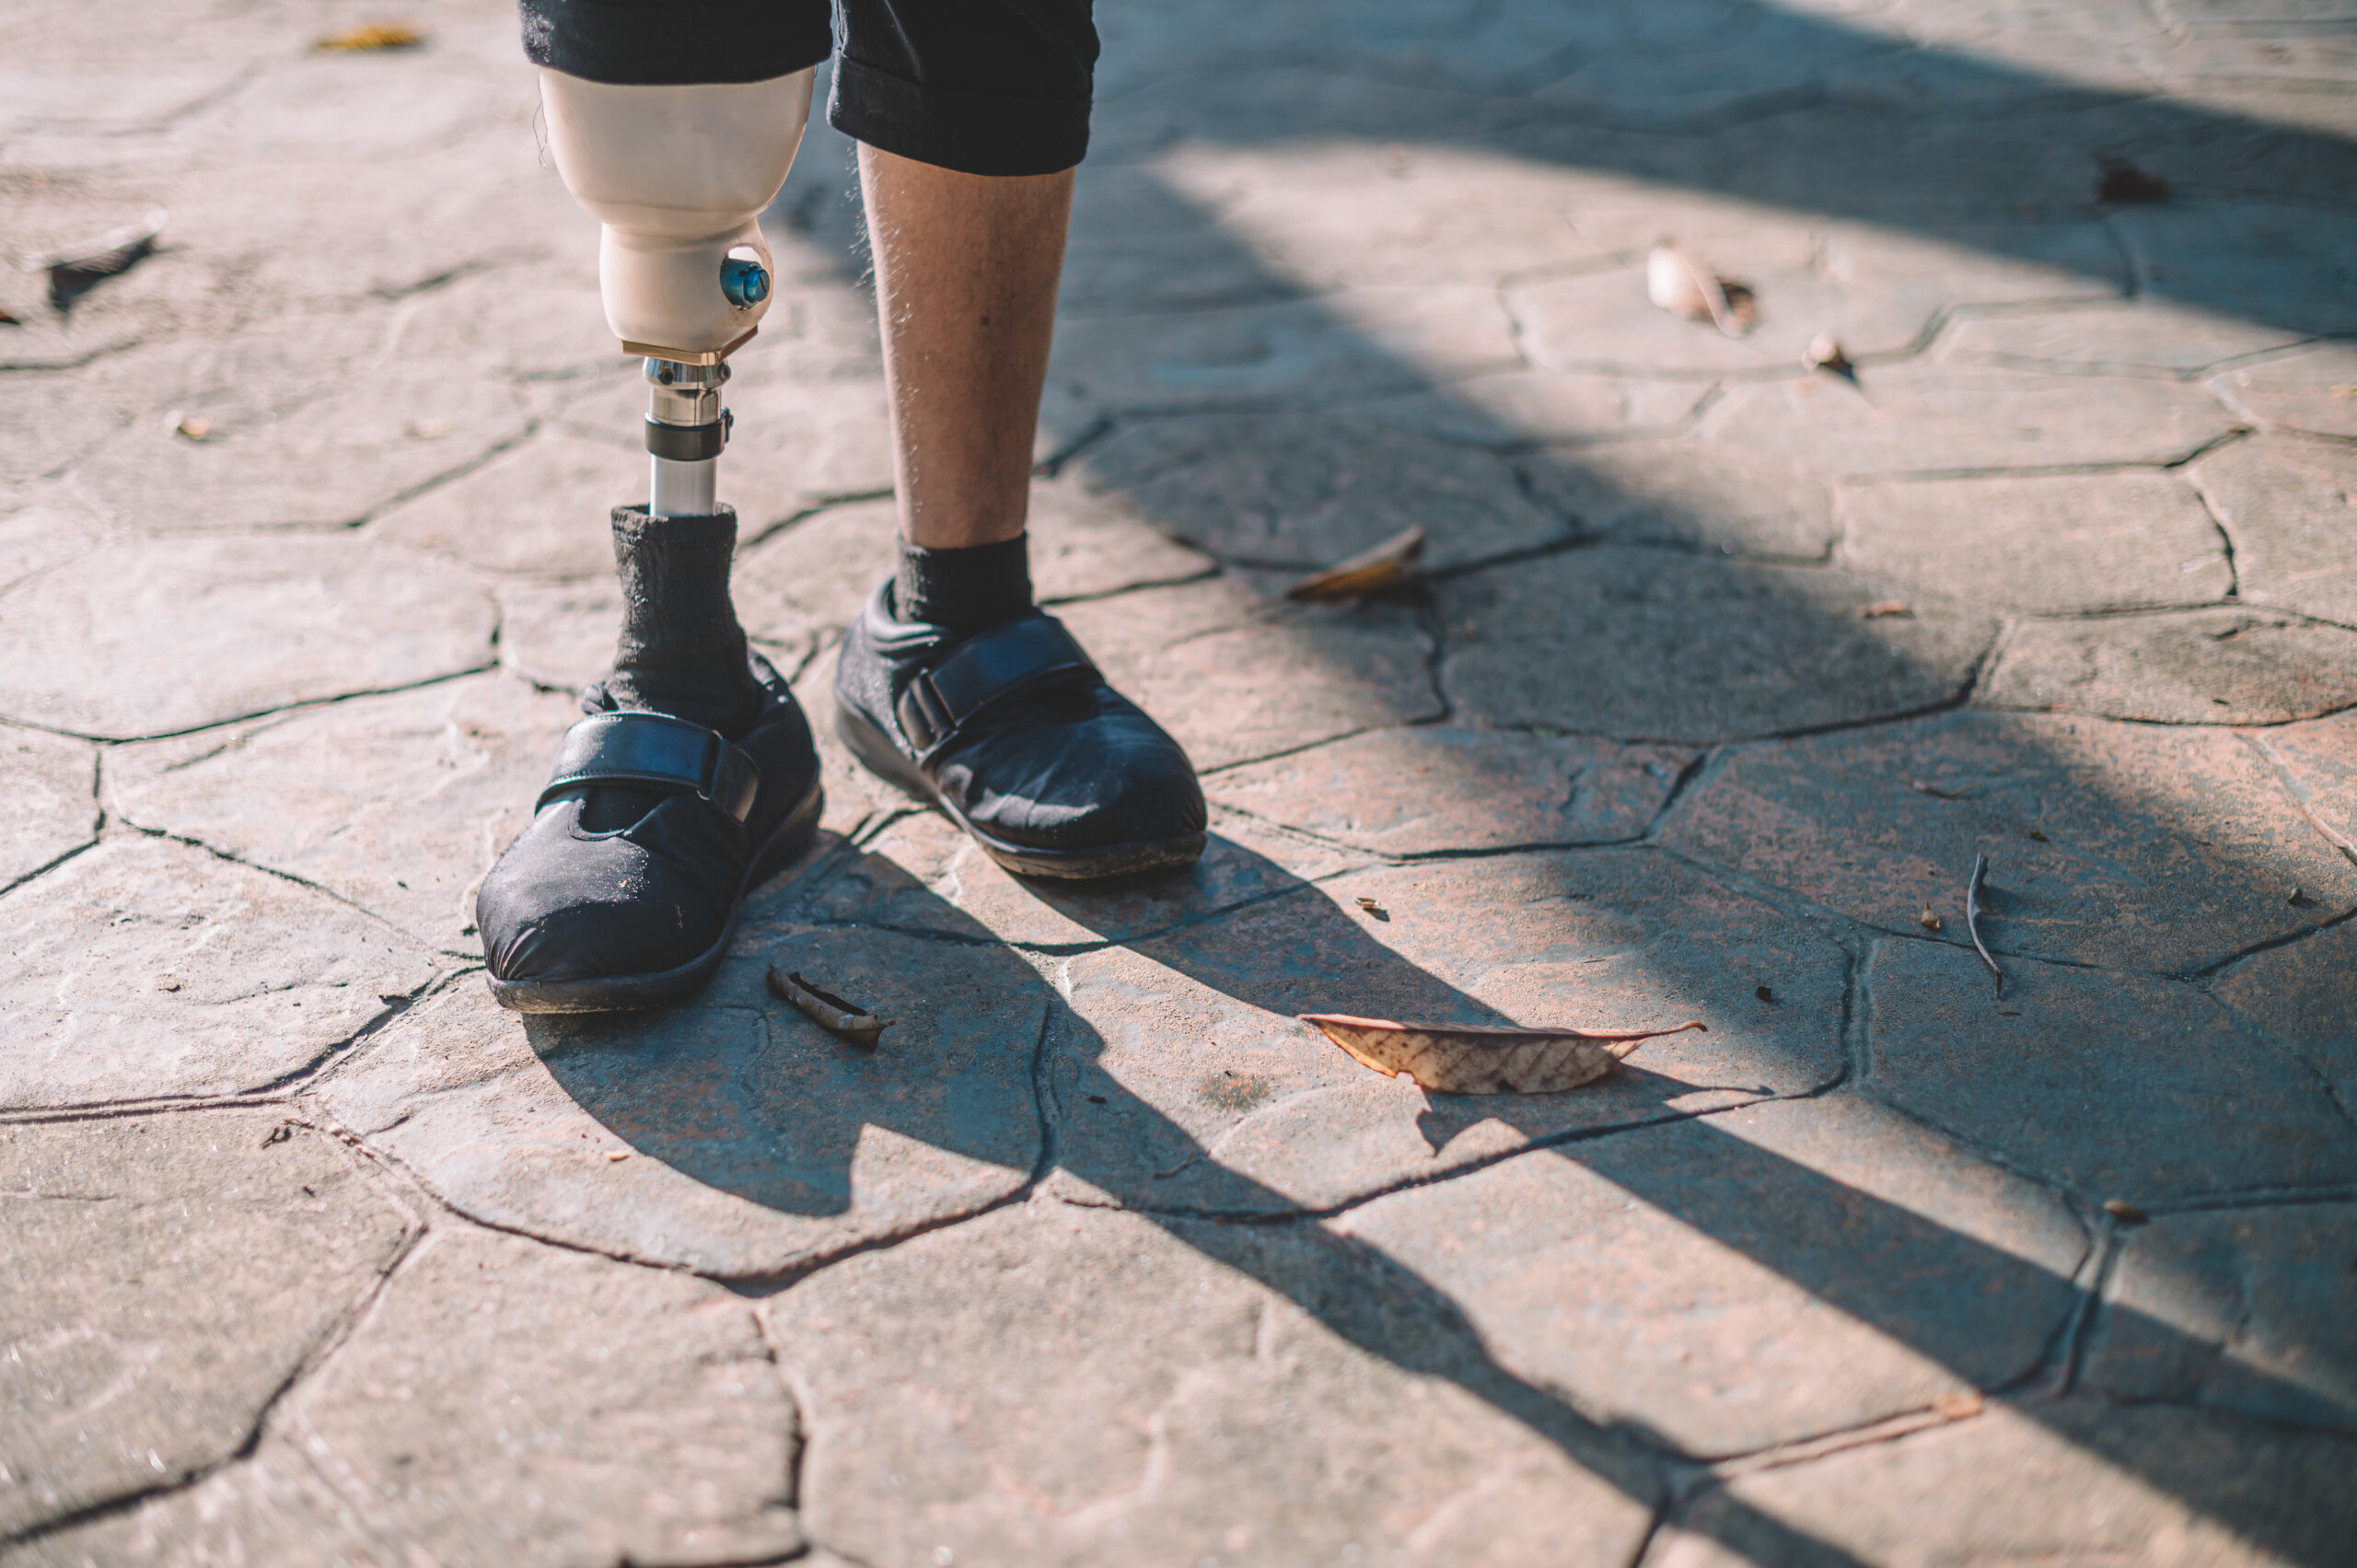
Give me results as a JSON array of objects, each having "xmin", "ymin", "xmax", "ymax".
[
  {"xmin": 894, "ymin": 532, "xmax": 1034, "ymax": 635},
  {"xmin": 602, "ymin": 505, "xmax": 765, "ymax": 737}
]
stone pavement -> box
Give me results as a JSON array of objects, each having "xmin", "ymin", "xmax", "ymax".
[{"xmin": 3, "ymin": 0, "xmax": 2355, "ymax": 1561}]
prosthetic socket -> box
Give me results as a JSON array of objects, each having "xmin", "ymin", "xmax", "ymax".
[{"xmin": 538, "ymin": 68, "xmax": 814, "ymax": 517}]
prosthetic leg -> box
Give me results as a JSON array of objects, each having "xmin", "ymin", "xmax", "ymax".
[
  {"xmin": 473, "ymin": 71, "xmax": 828, "ymax": 1013},
  {"xmin": 538, "ymin": 67, "xmax": 814, "ymax": 515}
]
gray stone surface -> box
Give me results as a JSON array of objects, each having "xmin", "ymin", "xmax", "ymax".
[
  {"xmin": 494, "ymin": 577, "xmax": 623, "ymax": 696},
  {"xmin": 1344, "ymin": 1095, "xmax": 2087, "ymax": 1456},
  {"xmin": 1341, "ymin": 369, "xmax": 1710, "ymax": 449},
  {"xmin": 1207, "ymin": 726, "xmax": 1693, "ymax": 855},
  {"xmin": 311, "ymin": 936, "xmax": 1043, "ymax": 1279},
  {"xmin": 285, "ymin": 1225, "xmax": 802, "ymax": 1567},
  {"xmin": 1699, "ymin": 362, "xmax": 2241, "ymax": 473},
  {"xmin": 1935, "ymin": 299, "xmax": 2311, "ymax": 376},
  {"xmin": 1662, "ymin": 711, "xmax": 2357, "ymax": 972},
  {"xmin": 9, "ymin": 1438, "xmax": 386, "ymax": 1568},
  {"xmin": 1439, "ymin": 548, "xmax": 1997, "ymax": 742},
  {"xmin": 0, "ymin": 837, "xmax": 439, "ymax": 1110},
  {"xmin": 2109, "ymin": 198, "xmax": 2357, "ymax": 338},
  {"xmin": 1045, "ymin": 850, "xmax": 1849, "ymax": 1214},
  {"xmin": 1072, "ymin": 412, "xmax": 1562, "ymax": 570},
  {"xmin": 0, "ymin": 1110, "xmax": 412, "ymax": 1539},
  {"xmin": 1507, "ymin": 220, "xmax": 2122, "ymax": 377},
  {"xmin": 2192, "ymin": 435, "xmax": 2357, "ymax": 628},
  {"xmin": 365, "ymin": 430, "xmax": 640, "ymax": 582},
  {"xmin": 1651, "ymin": 1400, "xmax": 2357, "ymax": 1568},
  {"xmin": 1518, "ymin": 441, "xmax": 1840, "ymax": 561},
  {"xmin": 1839, "ymin": 470, "xmax": 2233, "ymax": 614},
  {"xmin": 108, "ymin": 673, "xmax": 583, "ymax": 951},
  {"xmin": 1865, "ymin": 940, "xmax": 2357, "ymax": 1201},
  {"xmin": 1058, "ymin": 575, "xmax": 1441, "ymax": 770},
  {"xmin": 0, "ymin": 726, "xmax": 95, "ymax": 890},
  {"xmin": 1979, "ymin": 607, "xmax": 2357, "ymax": 724},
  {"xmin": 0, "ymin": 538, "xmax": 498, "ymax": 740},
  {"xmin": 2209, "ymin": 342, "xmax": 2357, "ymax": 440},
  {"xmin": 765, "ymin": 1198, "xmax": 1660, "ymax": 1568},
  {"xmin": 2082, "ymin": 1202, "xmax": 2357, "ymax": 1434}
]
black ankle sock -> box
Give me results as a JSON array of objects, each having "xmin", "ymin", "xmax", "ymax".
[
  {"xmin": 894, "ymin": 533, "xmax": 1034, "ymax": 635},
  {"xmin": 602, "ymin": 505, "xmax": 765, "ymax": 738}
]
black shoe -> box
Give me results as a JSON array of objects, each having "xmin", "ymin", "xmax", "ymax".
[
  {"xmin": 832, "ymin": 581, "xmax": 1206, "ymax": 880},
  {"xmin": 477, "ymin": 651, "xmax": 823, "ymax": 1013}
]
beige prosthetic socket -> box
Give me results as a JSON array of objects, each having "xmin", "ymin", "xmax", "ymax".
[{"xmin": 537, "ymin": 68, "xmax": 813, "ymax": 515}]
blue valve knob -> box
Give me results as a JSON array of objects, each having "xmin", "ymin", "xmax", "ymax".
[{"xmin": 720, "ymin": 252, "xmax": 771, "ymax": 310}]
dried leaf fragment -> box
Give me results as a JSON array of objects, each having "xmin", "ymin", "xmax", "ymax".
[
  {"xmin": 1932, "ymin": 1391, "xmax": 1986, "ymax": 1421},
  {"xmin": 1354, "ymin": 895, "xmax": 1390, "ymax": 922},
  {"xmin": 769, "ymin": 965, "xmax": 888, "ymax": 1048},
  {"xmin": 1287, "ymin": 526, "xmax": 1424, "ymax": 601},
  {"xmin": 1803, "ymin": 331, "xmax": 1856, "ymax": 382},
  {"xmin": 1755, "ymin": 984, "xmax": 1774, "ymax": 1003},
  {"xmin": 606, "ymin": 1150, "xmax": 632, "ymax": 1162},
  {"xmin": 1860, "ymin": 600, "xmax": 1913, "ymax": 619},
  {"xmin": 2026, "ymin": 829, "xmax": 2049, "ymax": 842},
  {"xmin": 175, "ymin": 415, "xmax": 212, "ymax": 441},
  {"xmin": 2102, "ymin": 1198, "xmax": 2149, "ymax": 1225},
  {"xmin": 1967, "ymin": 853, "xmax": 2003, "ymax": 993},
  {"xmin": 1909, "ymin": 778, "xmax": 1976, "ymax": 799},
  {"xmin": 316, "ymin": 22, "xmax": 425, "ymax": 51},
  {"xmin": 2096, "ymin": 158, "xmax": 2167, "ymax": 205},
  {"xmin": 1919, "ymin": 906, "xmax": 1943, "ymax": 933},
  {"xmin": 0, "ymin": 306, "xmax": 19, "ymax": 326},
  {"xmin": 154, "ymin": 974, "xmax": 180, "ymax": 992},
  {"xmin": 1646, "ymin": 242, "xmax": 1757, "ymax": 338},
  {"xmin": 21, "ymin": 209, "xmax": 167, "ymax": 297},
  {"xmin": 1300, "ymin": 1013, "xmax": 1704, "ymax": 1095}
]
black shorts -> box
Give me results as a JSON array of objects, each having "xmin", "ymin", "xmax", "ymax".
[{"xmin": 518, "ymin": 0, "xmax": 1097, "ymax": 177}]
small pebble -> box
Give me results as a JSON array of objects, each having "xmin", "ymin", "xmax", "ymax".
[{"xmin": 155, "ymin": 974, "xmax": 180, "ymax": 992}]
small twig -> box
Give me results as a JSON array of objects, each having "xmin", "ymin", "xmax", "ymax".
[{"xmin": 1966, "ymin": 854, "xmax": 2002, "ymax": 995}]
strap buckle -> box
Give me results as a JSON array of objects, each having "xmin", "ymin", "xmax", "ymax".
[
  {"xmin": 538, "ymin": 711, "xmax": 763, "ymax": 823},
  {"xmin": 891, "ymin": 615, "xmax": 1099, "ymax": 760}
]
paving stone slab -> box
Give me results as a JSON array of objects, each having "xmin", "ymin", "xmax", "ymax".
[
  {"xmin": 1026, "ymin": 477, "xmax": 1222, "ymax": 602},
  {"xmin": 0, "ymin": 536, "xmax": 497, "ymax": 740},
  {"xmin": 757, "ymin": 807, "xmax": 1372, "ymax": 954},
  {"xmin": 1839, "ymin": 470, "xmax": 2232, "ymax": 613},
  {"xmin": 312, "ymin": 936, "xmax": 1044, "ymax": 1279},
  {"xmin": 1071, "ymin": 411, "xmax": 1563, "ymax": 571},
  {"xmin": 1042, "ymin": 286, "xmax": 1521, "ymax": 429},
  {"xmin": 1935, "ymin": 299, "xmax": 2310, "ymax": 375},
  {"xmin": 1978, "ymin": 606, "xmax": 2357, "ymax": 724},
  {"xmin": 2212, "ymin": 914, "xmax": 2357, "ymax": 1120},
  {"xmin": 2208, "ymin": 342, "xmax": 2357, "ymax": 440},
  {"xmin": 495, "ymin": 579, "xmax": 623, "ymax": 696},
  {"xmin": 0, "ymin": 727, "xmax": 96, "ymax": 890},
  {"xmin": 2192, "ymin": 434, "xmax": 2357, "ymax": 628},
  {"xmin": 1698, "ymin": 362, "xmax": 2241, "ymax": 473},
  {"xmin": 365, "ymin": 430, "xmax": 640, "ymax": 582},
  {"xmin": 1341, "ymin": 370, "xmax": 1712, "ymax": 450},
  {"xmin": 109, "ymin": 674, "xmax": 582, "ymax": 952},
  {"xmin": 1663, "ymin": 710, "xmax": 2356, "ymax": 971},
  {"xmin": 1055, "ymin": 575, "xmax": 1441, "ymax": 771},
  {"xmin": 2082, "ymin": 1202, "xmax": 2357, "ymax": 1434},
  {"xmin": 764, "ymin": 1198, "xmax": 1660, "ymax": 1568},
  {"xmin": 0, "ymin": 837, "xmax": 438, "ymax": 1109},
  {"xmin": 1207, "ymin": 726, "xmax": 1694, "ymax": 855},
  {"xmin": 2110, "ymin": 197, "xmax": 2357, "ymax": 337},
  {"xmin": 1516, "ymin": 440, "xmax": 1840, "ymax": 560},
  {"xmin": 1864, "ymin": 939, "xmax": 2357, "ymax": 1201},
  {"xmin": 380, "ymin": 267, "xmax": 629, "ymax": 386},
  {"xmin": 285, "ymin": 1225, "xmax": 802, "ymax": 1568},
  {"xmin": 1343, "ymin": 1095, "xmax": 2087, "ymax": 1457},
  {"xmin": 1651, "ymin": 1399, "xmax": 2357, "ymax": 1568},
  {"xmin": 1046, "ymin": 850, "xmax": 1848, "ymax": 1214},
  {"xmin": 0, "ymin": 1110, "xmax": 412, "ymax": 1539},
  {"xmin": 8, "ymin": 1437, "xmax": 386, "ymax": 1568},
  {"xmin": 74, "ymin": 354, "xmax": 535, "ymax": 536},
  {"xmin": 1438, "ymin": 547, "xmax": 1997, "ymax": 743},
  {"xmin": 1508, "ymin": 220, "xmax": 2122, "ymax": 377},
  {"xmin": 0, "ymin": 497, "xmax": 111, "ymax": 599},
  {"xmin": 0, "ymin": 369, "xmax": 128, "ymax": 489}
]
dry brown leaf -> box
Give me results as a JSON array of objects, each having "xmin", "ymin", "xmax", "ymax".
[
  {"xmin": 1803, "ymin": 331, "xmax": 1856, "ymax": 381},
  {"xmin": 316, "ymin": 22, "xmax": 425, "ymax": 51},
  {"xmin": 20, "ymin": 209, "xmax": 166, "ymax": 278},
  {"xmin": 1919, "ymin": 906, "xmax": 1944, "ymax": 932},
  {"xmin": 0, "ymin": 306, "xmax": 19, "ymax": 326},
  {"xmin": 1300, "ymin": 1013, "xmax": 1704, "ymax": 1095},
  {"xmin": 1646, "ymin": 242, "xmax": 1757, "ymax": 338},
  {"xmin": 1286, "ymin": 526, "xmax": 1425, "ymax": 601},
  {"xmin": 1353, "ymin": 895, "xmax": 1390, "ymax": 923},
  {"xmin": 1860, "ymin": 600, "xmax": 1913, "ymax": 619},
  {"xmin": 769, "ymin": 965, "xmax": 889, "ymax": 1048}
]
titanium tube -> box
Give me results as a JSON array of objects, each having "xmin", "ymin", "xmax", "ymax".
[{"xmin": 644, "ymin": 357, "xmax": 730, "ymax": 518}]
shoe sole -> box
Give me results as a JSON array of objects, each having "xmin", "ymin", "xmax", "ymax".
[
  {"xmin": 485, "ymin": 772, "xmax": 826, "ymax": 1015},
  {"xmin": 835, "ymin": 704, "xmax": 1206, "ymax": 881}
]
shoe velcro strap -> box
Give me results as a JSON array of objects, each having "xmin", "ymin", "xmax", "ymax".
[
  {"xmin": 897, "ymin": 615, "xmax": 1100, "ymax": 755},
  {"xmin": 538, "ymin": 710, "xmax": 762, "ymax": 823}
]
